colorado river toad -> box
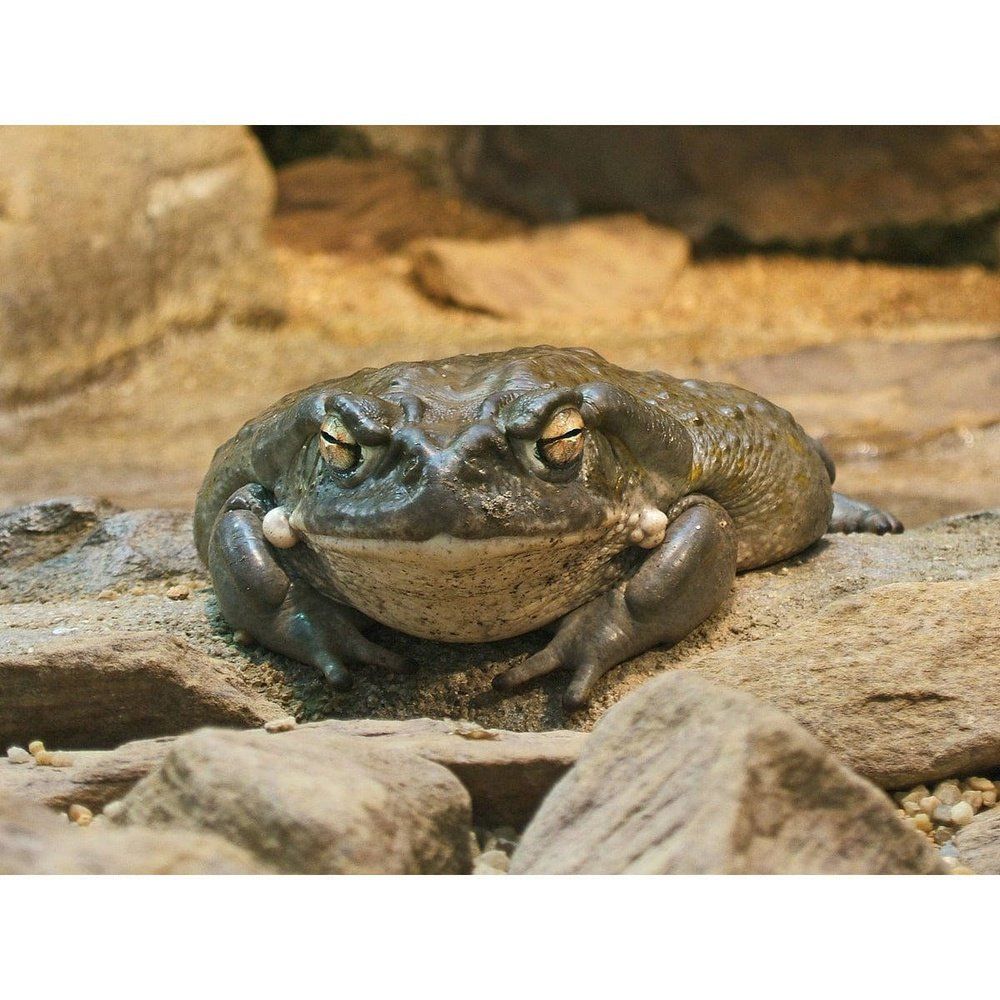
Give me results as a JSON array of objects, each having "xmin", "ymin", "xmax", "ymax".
[{"xmin": 194, "ymin": 346, "xmax": 902, "ymax": 708}]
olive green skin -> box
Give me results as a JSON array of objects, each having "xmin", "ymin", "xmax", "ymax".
[
  {"xmin": 195, "ymin": 345, "xmax": 832, "ymax": 574},
  {"xmin": 194, "ymin": 346, "xmax": 902, "ymax": 704}
]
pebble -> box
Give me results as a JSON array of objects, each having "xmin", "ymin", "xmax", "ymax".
[
  {"xmin": 933, "ymin": 782, "xmax": 962, "ymax": 806},
  {"xmin": 933, "ymin": 804, "xmax": 953, "ymax": 825},
  {"xmin": 983, "ymin": 790, "xmax": 997, "ymax": 807},
  {"xmin": 965, "ymin": 777, "xmax": 995, "ymax": 792},
  {"xmin": 934, "ymin": 827, "xmax": 954, "ymax": 845},
  {"xmin": 166, "ymin": 584, "xmax": 190, "ymax": 600},
  {"xmin": 950, "ymin": 801, "xmax": 975, "ymax": 826},
  {"xmin": 477, "ymin": 849, "xmax": 510, "ymax": 873},
  {"xmin": 68, "ymin": 804, "xmax": 93, "ymax": 826},
  {"xmin": 919, "ymin": 796, "xmax": 940, "ymax": 816},
  {"xmin": 5, "ymin": 746, "xmax": 33, "ymax": 764},
  {"xmin": 961, "ymin": 790, "xmax": 983, "ymax": 810},
  {"xmin": 102, "ymin": 800, "xmax": 125, "ymax": 821},
  {"xmin": 899, "ymin": 785, "xmax": 930, "ymax": 805},
  {"xmin": 913, "ymin": 813, "xmax": 933, "ymax": 833},
  {"xmin": 264, "ymin": 716, "xmax": 297, "ymax": 734}
]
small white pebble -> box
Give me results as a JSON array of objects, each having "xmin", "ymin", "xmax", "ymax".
[
  {"xmin": 477, "ymin": 849, "xmax": 510, "ymax": 873},
  {"xmin": 5, "ymin": 746, "xmax": 33, "ymax": 764},
  {"xmin": 166, "ymin": 584, "xmax": 190, "ymax": 600},
  {"xmin": 951, "ymin": 801, "xmax": 975, "ymax": 826},
  {"xmin": 933, "ymin": 803, "xmax": 953, "ymax": 825},
  {"xmin": 102, "ymin": 800, "xmax": 125, "ymax": 821},
  {"xmin": 264, "ymin": 716, "xmax": 297, "ymax": 734}
]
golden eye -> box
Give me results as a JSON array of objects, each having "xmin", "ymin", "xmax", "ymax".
[
  {"xmin": 319, "ymin": 414, "xmax": 360, "ymax": 471},
  {"xmin": 536, "ymin": 407, "xmax": 586, "ymax": 467}
]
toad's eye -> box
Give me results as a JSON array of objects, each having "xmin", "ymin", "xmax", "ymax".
[
  {"xmin": 536, "ymin": 407, "xmax": 586, "ymax": 467},
  {"xmin": 319, "ymin": 414, "xmax": 361, "ymax": 471}
]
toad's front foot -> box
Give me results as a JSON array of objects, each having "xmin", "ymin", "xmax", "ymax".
[
  {"xmin": 493, "ymin": 496, "xmax": 737, "ymax": 709},
  {"xmin": 208, "ymin": 485, "xmax": 413, "ymax": 690}
]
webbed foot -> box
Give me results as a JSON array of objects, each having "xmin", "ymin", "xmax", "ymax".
[
  {"xmin": 208, "ymin": 485, "xmax": 412, "ymax": 690},
  {"xmin": 829, "ymin": 491, "xmax": 904, "ymax": 535},
  {"xmin": 493, "ymin": 496, "xmax": 737, "ymax": 710}
]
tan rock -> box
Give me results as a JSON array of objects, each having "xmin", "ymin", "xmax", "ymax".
[
  {"xmin": 0, "ymin": 125, "xmax": 282, "ymax": 404},
  {"xmin": 0, "ymin": 736, "xmax": 174, "ymax": 811},
  {"xmin": 0, "ymin": 633, "xmax": 283, "ymax": 749},
  {"xmin": 410, "ymin": 215, "xmax": 688, "ymax": 320},
  {"xmin": 306, "ymin": 718, "xmax": 585, "ymax": 828},
  {"xmin": 113, "ymin": 727, "xmax": 473, "ymax": 874},
  {"xmin": 0, "ymin": 793, "xmax": 265, "ymax": 874},
  {"xmin": 510, "ymin": 672, "xmax": 943, "ymax": 874},
  {"xmin": 681, "ymin": 576, "xmax": 1000, "ymax": 788}
]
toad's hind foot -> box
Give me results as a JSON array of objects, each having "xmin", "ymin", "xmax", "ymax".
[{"xmin": 829, "ymin": 491, "xmax": 904, "ymax": 535}]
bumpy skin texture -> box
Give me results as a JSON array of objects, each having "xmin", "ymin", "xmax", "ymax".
[{"xmin": 194, "ymin": 346, "xmax": 902, "ymax": 707}]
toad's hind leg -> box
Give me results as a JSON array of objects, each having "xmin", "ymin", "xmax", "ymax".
[
  {"xmin": 493, "ymin": 496, "xmax": 737, "ymax": 710},
  {"xmin": 829, "ymin": 492, "xmax": 904, "ymax": 535},
  {"xmin": 208, "ymin": 485, "xmax": 412, "ymax": 690}
]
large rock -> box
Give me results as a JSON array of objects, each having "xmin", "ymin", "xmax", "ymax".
[
  {"xmin": 0, "ymin": 633, "xmax": 283, "ymax": 749},
  {"xmin": 454, "ymin": 126, "xmax": 1000, "ymax": 265},
  {"xmin": 112, "ymin": 726, "xmax": 474, "ymax": 874},
  {"xmin": 510, "ymin": 673, "xmax": 944, "ymax": 874},
  {"xmin": 0, "ymin": 126, "xmax": 282, "ymax": 403},
  {"xmin": 954, "ymin": 806, "xmax": 1000, "ymax": 874},
  {"xmin": 0, "ymin": 497, "xmax": 202, "ymax": 602},
  {"xmin": 680, "ymin": 575, "xmax": 1000, "ymax": 788},
  {"xmin": 0, "ymin": 793, "xmax": 265, "ymax": 874},
  {"xmin": 410, "ymin": 215, "xmax": 689, "ymax": 319},
  {"xmin": 0, "ymin": 736, "xmax": 175, "ymax": 811},
  {"xmin": 305, "ymin": 718, "xmax": 585, "ymax": 828}
]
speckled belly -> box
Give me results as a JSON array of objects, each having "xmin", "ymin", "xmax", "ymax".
[{"xmin": 301, "ymin": 527, "xmax": 636, "ymax": 642}]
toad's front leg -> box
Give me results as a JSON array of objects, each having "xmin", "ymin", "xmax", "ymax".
[
  {"xmin": 208, "ymin": 485, "xmax": 411, "ymax": 690},
  {"xmin": 493, "ymin": 496, "xmax": 737, "ymax": 709}
]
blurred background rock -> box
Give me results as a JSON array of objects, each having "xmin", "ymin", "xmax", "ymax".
[{"xmin": 1, "ymin": 125, "xmax": 997, "ymax": 527}]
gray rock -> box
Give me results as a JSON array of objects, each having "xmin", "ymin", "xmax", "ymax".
[
  {"xmin": 0, "ymin": 633, "xmax": 283, "ymax": 749},
  {"xmin": 0, "ymin": 793, "xmax": 266, "ymax": 874},
  {"xmin": 0, "ymin": 125, "xmax": 283, "ymax": 404},
  {"xmin": 113, "ymin": 726, "xmax": 474, "ymax": 874},
  {"xmin": 954, "ymin": 805, "xmax": 1000, "ymax": 873},
  {"xmin": 510, "ymin": 672, "xmax": 944, "ymax": 874},
  {"xmin": 0, "ymin": 497, "xmax": 202, "ymax": 602}
]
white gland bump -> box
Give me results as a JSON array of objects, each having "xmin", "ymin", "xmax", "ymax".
[
  {"xmin": 262, "ymin": 506, "xmax": 299, "ymax": 548},
  {"xmin": 629, "ymin": 507, "xmax": 668, "ymax": 549}
]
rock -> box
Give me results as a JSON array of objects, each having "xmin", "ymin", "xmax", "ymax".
[
  {"xmin": 951, "ymin": 801, "xmax": 975, "ymax": 826},
  {"xmin": 410, "ymin": 215, "xmax": 689, "ymax": 320},
  {"xmin": 680, "ymin": 575, "xmax": 1000, "ymax": 788},
  {"xmin": 455, "ymin": 126, "xmax": 1000, "ymax": 266},
  {"xmin": 270, "ymin": 153, "xmax": 523, "ymax": 255},
  {"xmin": 473, "ymin": 849, "xmax": 510, "ymax": 875},
  {"xmin": 0, "ymin": 497, "xmax": 202, "ymax": 602},
  {"xmin": 112, "ymin": 726, "xmax": 473, "ymax": 874},
  {"xmin": 302, "ymin": 718, "xmax": 586, "ymax": 828},
  {"xmin": 955, "ymin": 807, "xmax": 1000, "ymax": 873},
  {"xmin": 0, "ymin": 633, "xmax": 283, "ymax": 749},
  {"xmin": 0, "ymin": 736, "xmax": 174, "ymax": 811},
  {"xmin": 0, "ymin": 125, "xmax": 283, "ymax": 404},
  {"xmin": 510, "ymin": 673, "xmax": 944, "ymax": 874},
  {"xmin": 0, "ymin": 793, "xmax": 265, "ymax": 874}
]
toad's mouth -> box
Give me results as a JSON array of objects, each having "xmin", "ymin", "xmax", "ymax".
[{"xmin": 294, "ymin": 521, "xmax": 635, "ymax": 642}]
